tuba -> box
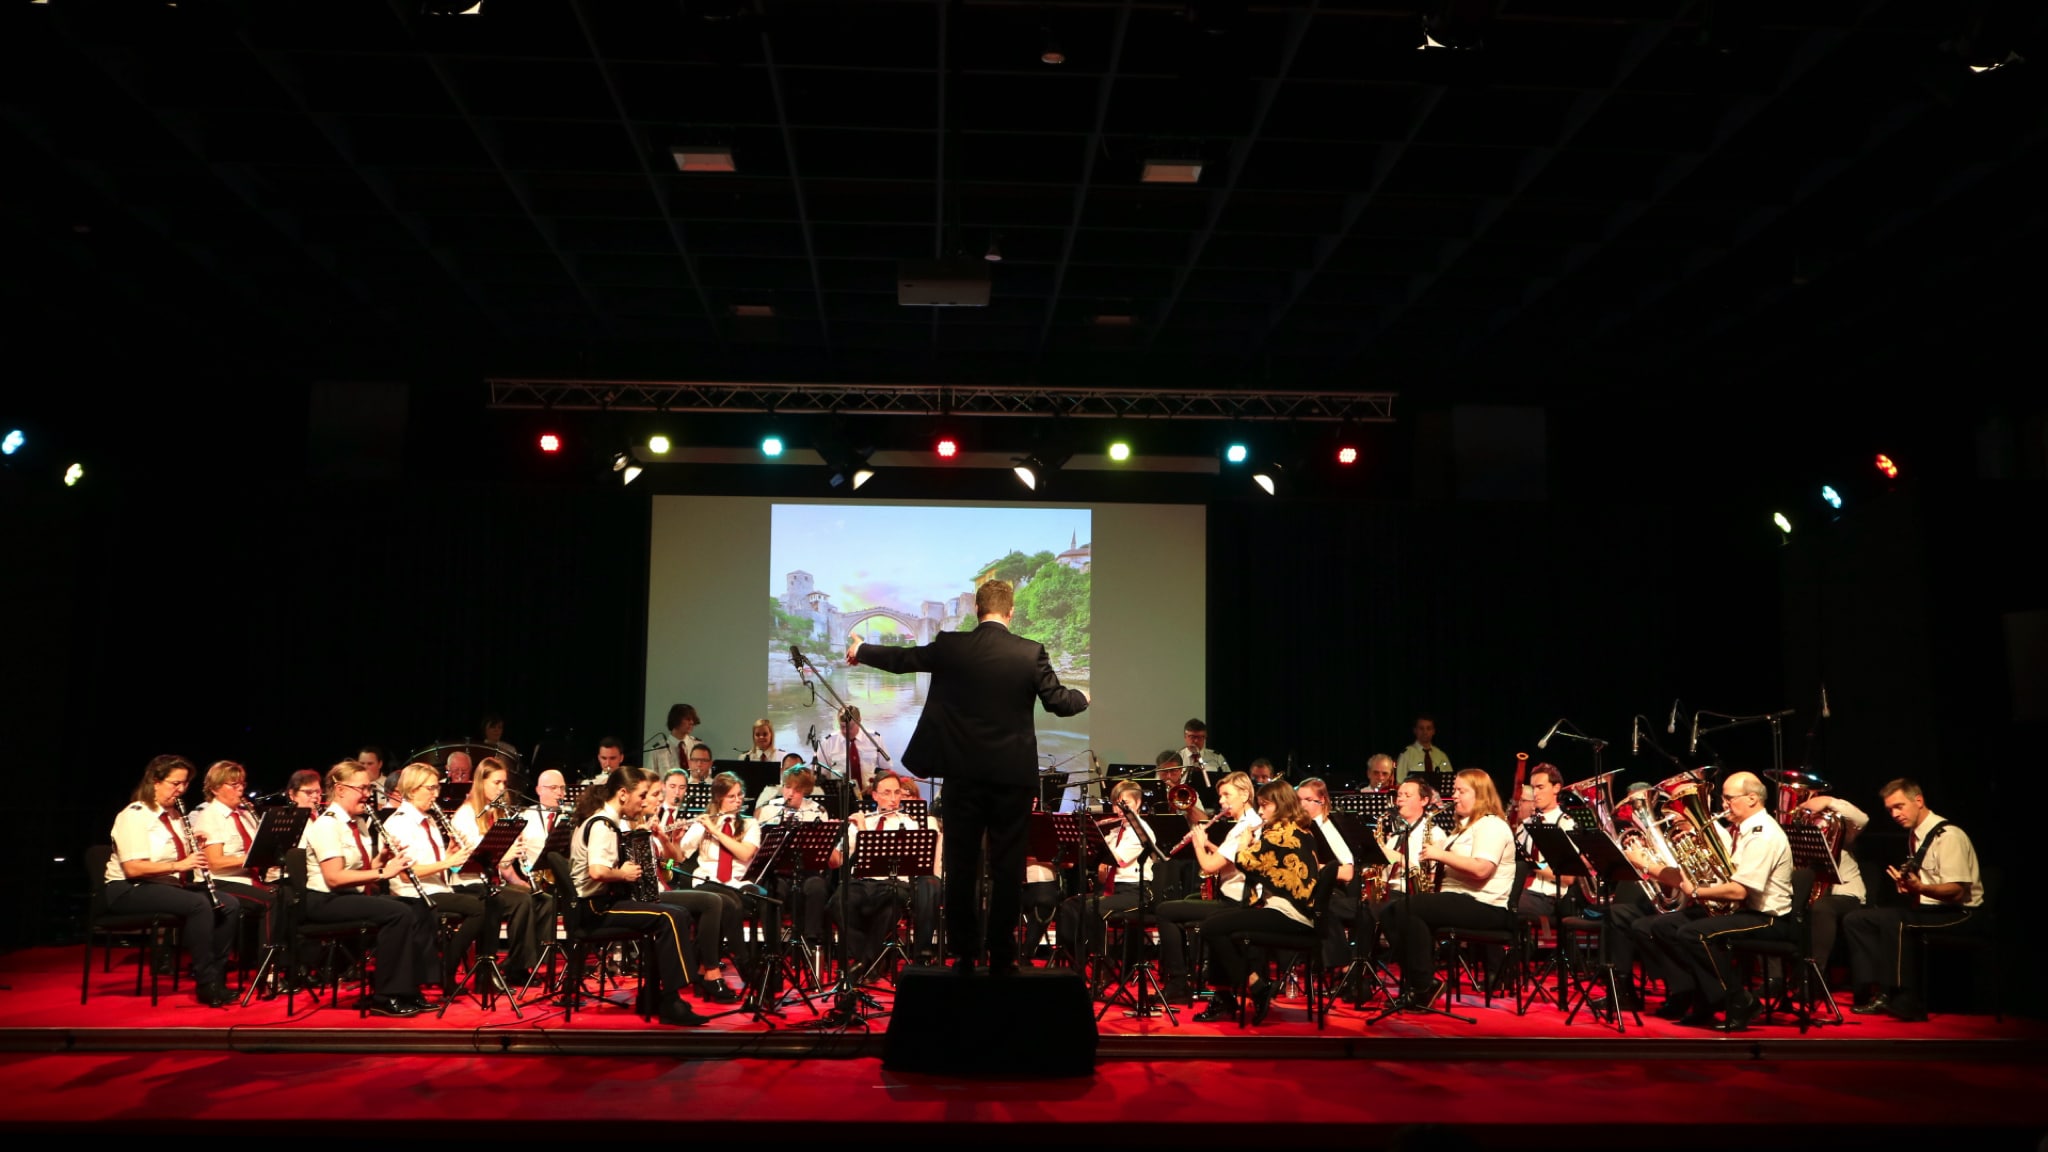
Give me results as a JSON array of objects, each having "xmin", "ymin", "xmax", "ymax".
[
  {"xmin": 1770, "ymin": 768, "xmax": 1844, "ymax": 902},
  {"xmin": 1612, "ymin": 786, "xmax": 1683, "ymax": 911},
  {"xmin": 1658, "ymin": 770, "xmax": 1738, "ymax": 914}
]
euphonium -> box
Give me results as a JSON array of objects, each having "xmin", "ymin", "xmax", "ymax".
[
  {"xmin": 1659, "ymin": 771, "xmax": 1737, "ymax": 914},
  {"xmin": 1612, "ymin": 788, "xmax": 1682, "ymax": 911},
  {"xmin": 1772, "ymin": 769, "xmax": 1843, "ymax": 902}
]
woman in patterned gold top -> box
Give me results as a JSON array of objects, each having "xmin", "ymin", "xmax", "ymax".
[{"xmin": 1197, "ymin": 780, "xmax": 1326, "ymax": 1024}]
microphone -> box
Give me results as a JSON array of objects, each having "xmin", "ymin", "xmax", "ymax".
[
  {"xmin": 789, "ymin": 645, "xmax": 807, "ymax": 670},
  {"xmin": 1820, "ymin": 684, "xmax": 1830, "ymax": 719},
  {"xmin": 1689, "ymin": 712, "xmax": 1700, "ymax": 756},
  {"xmin": 1536, "ymin": 719, "xmax": 1563, "ymax": 750},
  {"xmin": 1667, "ymin": 699, "xmax": 1679, "ymax": 734},
  {"xmin": 806, "ymin": 725, "xmax": 818, "ymax": 749},
  {"xmin": 1631, "ymin": 715, "xmax": 1641, "ymax": 757}
]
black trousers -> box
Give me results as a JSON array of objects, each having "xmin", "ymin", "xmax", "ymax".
[
  {"xmin": 1156, "ymin": 896, "xmax": 1239, "ymax": 981},
  {"xmin": 452, "ymin": 883, "xmax": 549, "ymax": 973},
  {"xmin": 1843, "ymin": 902, "xmax": 1982, "ymax": 996},
  {"xmin": 1635, "ymin": 906, "xmax": 1710, "ymax": 998},
  {"xmin": 1055, "ymin": 889, "xmax": 1140, "ymax": 962},
  {"xmin": 104, "ymin": 880, "xmax": 240, "ymax": 987},
  {"xmin": 303, "ymin": 888, "xmax": 434, "ymax": 996},
  {"xmin": 585, "ymin": 898, "xmax": 691, "ymax": 1001},
  {"xmin": 834, "ymin": 878, "xmax": 905, "ymax": 965},
  {"xmin": 399, "ymin": 892, "xmax": 487, "ymax": 987},
  {"xmin": 1386, "ymin": 891, "xmax": 1514, "ymax": 995},
  {"xmin": 1666, "ymin": 909, "xmax": 1786, "ymax": 1008},
  {"xmin": 1203, "ymin": 906, "xmax": 1303, "ymax": 991},
  {"xmin": 939, "ymin": 777, "xmax": 1034, "ymax": 964},
  {"xmin": 219, "ymin": 880, "xmax": 284, "ymax": 949},
  {"xmin": 1804, "ymin": 893, "xmax": 1859, "ymax": 972},
  {"xmin": 654, "ymin": 887, "xmax": 719, "ymax": 973},
  {"xmin": 1021, "ymin": 880, "xmax": 1063, "ymax": 951}
]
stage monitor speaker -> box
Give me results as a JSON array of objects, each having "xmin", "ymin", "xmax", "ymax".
[{"xmin": 881, "ymin": 967, "xmax": 1096, "ymax": 1077}]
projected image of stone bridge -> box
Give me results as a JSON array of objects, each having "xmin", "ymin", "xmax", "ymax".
[{"xmin": 780, "ymin": 570, "xmax": 972, "ymax": 647}]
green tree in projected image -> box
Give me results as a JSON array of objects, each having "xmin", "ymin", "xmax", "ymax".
[
  {"xmin": 964, "ymin": 550, "xmax": 1091, "ymax": 669},
  {"xmin": 770, "ymin": 597, "xmax": 817, "ymax": 646}
]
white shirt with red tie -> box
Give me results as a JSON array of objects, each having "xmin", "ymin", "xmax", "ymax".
[
  {"xmin": 513, "ymin": 805, "xmax": 565, "ymax": 873},
  {"xmin": 385, "ymin": 801, "xmax": 459, "ymax": 899},
  {"xmin": 675, "ymin": 811, "xmax": 765, "ymax": 886},
  {"xmin": 190, "ymin": 799, "xmax": 263, "ymax": 884}
]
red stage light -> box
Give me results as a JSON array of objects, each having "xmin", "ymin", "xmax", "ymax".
[
  {"xmin": 1875, "ymin": 453, "xmax": 1898, "ymax": 479},
  {"xmin": 539, "ymin": 433, "xmax": 561, "ymax": 453},
  {"xmin": 936, "ymin": 438, "xmax": 958, "ymax": 459},
  {"xmin": 1337, "ymin": 446, "xmax": 1358, "ymax": 465}
]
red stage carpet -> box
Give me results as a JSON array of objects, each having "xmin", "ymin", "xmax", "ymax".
[{"xmin": 10, "ymin": 945, "xmax": 2044, "ymax": 1146}]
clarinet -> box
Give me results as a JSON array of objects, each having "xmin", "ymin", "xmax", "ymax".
[
  {"xmin": 362, "ymin": 804, "xmax": 436, "ymax": 912},
  {"xmin": 429, "ymin": 804, "xmax": 498, "ymax": 895},
  {"xmin": 172, "ymin": 797, "xmax": 228, "ymax": 910}
]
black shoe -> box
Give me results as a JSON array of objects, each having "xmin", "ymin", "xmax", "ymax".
[
  {"xmin": 659, "ymin": 997, "xmax": 708, "ymax": 1027},
  {"xmin": 366, "ymin": 995, "xmax": 422, "ymax": 1018},
  {"xmin": 405, "ymin": 994, "xmax": 436, "ymax": 1013},
  {"xmin": 1163, "ymin": 977, "xmax": 1192, "ymax": 1004},
  {"xmin": 1886, "ymin": 992, "xmax": 1928, "ymax": 1022},
  {"xmin": 1851, "ymin": 992, "xmax": 1892, "ymax": 1016},
  {"xmin": 1194, "ymin": 994, "xmax": 1239, "ymax": 1023},
  {"xmin": 1676, "ymin": 1007, "xmax": 1720, "ymax": 1029},
  {"xmin": 695, "ymin": 980, "xmax": 740, "ymax": 1004},
  {"xmin": 503, "ymin": 967, "xmax": 533, "ymax": 987},
  {"xmin": 195, "ymin": 983, "xmax": 232, "ymax": 1008},
  {"xmin": 1720, "ymin": 991, "xmax": 1760, "ymax": 1033},
  {"xmin": 1653, "ymin": 994, "xmax": 1696, "ymax": 1021},
  {"xmin": 1249, "ymin": 980, "xmax": 1277, "ymax": 1025}
]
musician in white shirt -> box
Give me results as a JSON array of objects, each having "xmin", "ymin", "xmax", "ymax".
[
  {"xmin": 1644, "ymin": 771, "xmax": 1794, "ymax": 1031},
  {"xmin": 738, "ymin": 717, "xmax": 784, "ymax": 763},
  {"xmin": 190, "ymin": 759, "xmax": 286, "ymax": 950},
  {"xmin": 383, "ymin": 763, "xmax": 489, "ymax": 996},
  {"xmin": 758, "ymin": 764, "xmax": 833, "ymax": 948},
  {"xmin": 302, "ymin": 760, "xmax": 433, "ymax": 1016},
  {"xmin": 829, "ymin": 771, "xmax": 942, "ymax": 968},
  {"xmin": 1295, "ymin": 778, "xmax": 1358, "ymax": 969},
  {"xmin": 1842, "ymin": 778, "xmax": 1985, "ymax": 1022},
  {"xmin": 1384, "ymin": 769, "xmax": 1517, "ymax": 1011},
  {"xmin": 567, "ymin": 766, "xmax": 706, "ymax": 1026},
  {"xmin": 103, "ymin": 755, "xmax": 241, "ymax": 1008},
  {"xmin": 1797, "ymin": 792, "xmax": 1871, "ymax": 974},
  {"xmin": 1156, "ymin": 772, "xmax": 1261, "ymax": 1016},
  {"xmin": 1513, "ymin": 765, "xmax": 1578, "ymax": 921},
  {"xmin": 648, "ymin": 704, "xmax": 705, "ymax": 777},
  {"xmin": 1053, "ymin": 781, "xmax": 1151, "ymax": 962}
]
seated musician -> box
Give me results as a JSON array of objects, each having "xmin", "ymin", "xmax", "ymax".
[
  {"xmin": 286, "ymin": 770, "xmax": 324, "ymax": 813},
  {"xmin": 1636, "ymin": 771, "xmax": 1793, "ymax": 1031},
  {"xmin": 1355, "ymin": 777, "xmax": 1446, "ymax": 975},
  {"xmin": 1052, "ymin": 781, "xmax": 1151, "ymax": 965},
  {"xmin": 450, "ymin": 758, "xmax": 550, "ymax": 986},
  {"xmin": 103, "ymin": 755, "xmax": 242, "ymax": 1008},
  {"xmin": 1201, "ymin": 781, "xmax": 1327, "ymax": 1025},
  {"xmin": 511, "ymin": 769, "xmax": 569, "ymax": 883},
  {"xmin": 1293, "ymin": 778, "xmax": 1357, "ymax": 971},
  {"xmin": 759, "ymin": 764, "xmax": 833, "ymax": 952},
  {"xmin": 1365, "ymin": 755, "xmax": 1397, "ymax": 792},
  {"xmin": 1514, "ymin": 764, "xmax": 1577, "ymax": 921},
  {"xmin": 302, "ymin": 759, "xmax": 435, "ymax": 1016},
  {"xmin": 383, "ymin": 763, "xmax": 489, "ymax": 997},
  {"xmin": 1383, "ymin": 769, "xmax": 1518, "ymax": 1011},
  {"xmin": 669, "ymin": 767, "xmax": 763, "ymax": 999},
  {"xmin": 1842, "ymin": 778, "xmax": 1986, "ymax": 1022},
  {"xmin": 1155, "ymin": 771, "xmax": 1261, "ymax": 1018},
  {"xmin": 653, "ymin": 766, "xmax": 691, "ymax": 831},
  {"xmin": 568, "ymin": 765, "xmax": 706, "ymax": 1026},
  {"xmin": 191, "ymin": 759, "xmax": 286, "ymax": 956},
  {"xmin": 1152, "ymin": 749, "xmax": 1204, "ymax": 899},
  {"xmin": 829, "ymin": 770, "xmax": 942, "ymax": 970},
  {"xmin": 1799, "ymin": 791, "xmax": 1871, "ymax": 981}
]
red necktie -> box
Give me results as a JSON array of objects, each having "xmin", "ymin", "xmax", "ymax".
[
  {"xmin": 348, "ymin": 822, "xmax": 374, "ymax": 877},
  {"xmin": 847, "ymin": 738, "xmax": 863, "ymax": 788},
  {"xmin": 421, "ymin": 817, "xmax": 441, "ymax": 861},
  {"xmin": 717, "ymin": 818, "xmax": 736, "ymax": 882},
  {"xmin": 1907, "ymin": 829, "xmax": 1918, "ymax": 854},
  {"xmin": 544, "ymin": 809, "xmax": 557, "ymax": 833},
  {"xmin": 1422, "ymin": 748, "xmax": 1435, "ymax": 774},
  {"xmin": 158, "ymin": 812, "xmax": 189, "ymax": 881},
  {"xmin": 232, "ymin": 810, "xmax": 254, "ymax": 851}
]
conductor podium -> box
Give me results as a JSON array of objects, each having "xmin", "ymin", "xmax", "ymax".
[{"xmin": 882, "ymin": 966, "xmax": 1097, "ymax": 1078}]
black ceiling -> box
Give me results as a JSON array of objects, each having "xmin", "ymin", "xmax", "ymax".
[{"xmin": 3, "ymin": 0, "xmax": 2043, "ymax": 431}]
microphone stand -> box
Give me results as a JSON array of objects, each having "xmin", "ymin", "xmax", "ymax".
[
  {"xmin": 787, "ymin": 645, "xmax": 882, "ymax": 1033},
  {"xmin": 1694, "ymin": 709, "xmax": 1795, "ymax": 782}
]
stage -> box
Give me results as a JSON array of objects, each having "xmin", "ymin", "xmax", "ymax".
[{"xmin": 8, "ymin": 946, "xmax": 2046, "ymax": 1145}]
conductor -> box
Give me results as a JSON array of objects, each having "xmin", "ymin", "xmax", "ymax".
[{"xmin": 846, "ymin": 578, "xmax": 1089, "ymax": 973}]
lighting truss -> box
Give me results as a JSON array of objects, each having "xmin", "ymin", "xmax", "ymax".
[{"xmin": 486, "ymin": 380, "xmax": 1396, "ymax": 423}]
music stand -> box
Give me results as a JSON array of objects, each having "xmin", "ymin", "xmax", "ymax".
[
  {"xmin": 1423, "ymin": 769, "xmax": 1457, "ymax": 802},
  {"xmin": 1087, "ymin": 811, "xmax": 1177, "ymax": 1023},
  {"xmin": 725, "ymin": 823, "xmax": 814, "ymax": 1024},
  {"xmin": 1552, "ymin": 824, "xmax": 1643, "ymax": 1033},
  {"xmin": 464, "ymin": 820, "xmax": 522, "ymax": 889},
  {"xmin": 561, "ymin": 783, "xmax": 588, "ymax": 813},
  {"xmin": 237, "ymin": 807, "xmax": 312, "ymax": 1005},
  {"xmin": 850, "ymin": 828, "xmax": 939, "ymax": 987},
  {"xmin": 1336, "ymin": 827, "xmax": 1400, "ymax": 1009},
  {"xmin": 863, "ymin": 796, "xmax": 929, "ymax": 823}
]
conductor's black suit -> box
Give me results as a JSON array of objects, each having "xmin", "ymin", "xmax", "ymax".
[{"xmin": 853, "ymin": 618, "xmax": 1088, "ymax": 965}]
